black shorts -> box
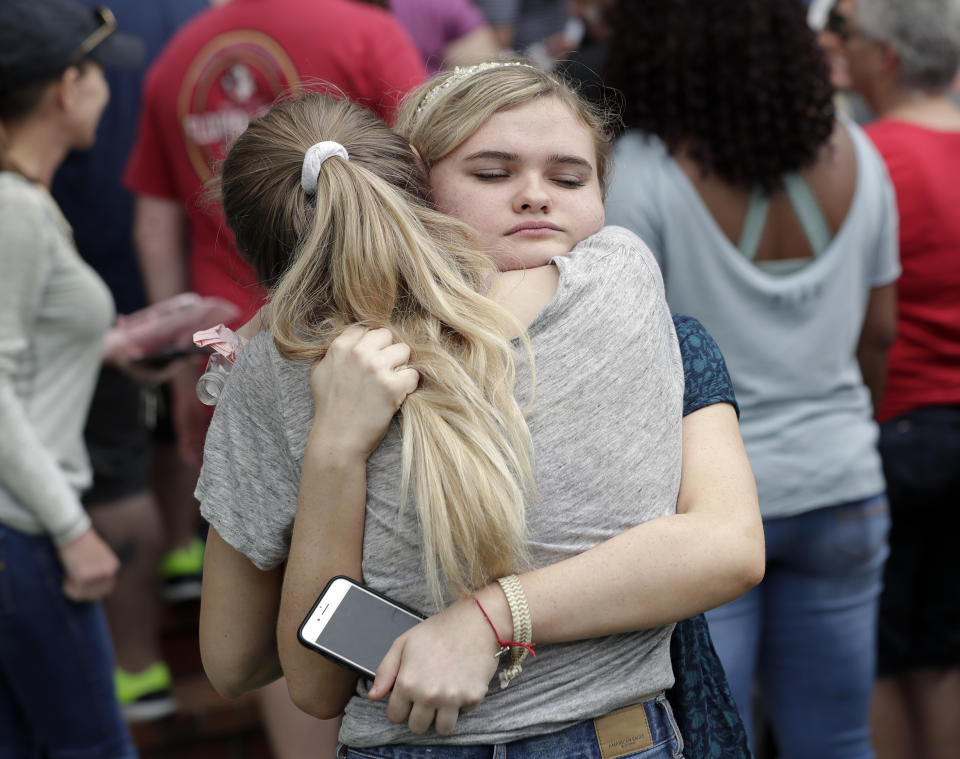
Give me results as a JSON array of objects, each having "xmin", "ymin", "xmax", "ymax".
[
  {"xmin": 876, "ymin": 405, "xmax": 960, "ymax": 675},
  {"xmin": 148, "ymin": 382, "xmax": 177, "ymax": 446},
  {"xmin": 81, "ymin": 366, "xmax": 152, "ymax": 507}
]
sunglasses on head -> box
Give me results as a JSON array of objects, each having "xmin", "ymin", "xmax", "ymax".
[{"xmin": 70, "ymin": 6, "xmax": 116, "ymax": 64}]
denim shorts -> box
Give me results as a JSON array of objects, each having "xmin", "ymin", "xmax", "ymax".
[
  {"xmin": 0, "ymin": 525, "xmax": 136, "ymax": 759},
  {"xmin": 339, "ymin": 692, "xmax": 684, "ymax": 759}
]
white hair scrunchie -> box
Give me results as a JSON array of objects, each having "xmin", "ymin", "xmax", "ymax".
[{"xmin": 301, "ymin": 141, "xmax": 349, "ymax": 194}]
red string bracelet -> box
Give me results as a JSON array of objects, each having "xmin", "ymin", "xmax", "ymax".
[{"xmin": 474, "ymin": 597, "xmax": 536, "ymax": 658}]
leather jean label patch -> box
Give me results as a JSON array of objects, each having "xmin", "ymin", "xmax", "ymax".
[{"xmin": 594, "ymin": 702, "xmax": 655, "ymax": 759}]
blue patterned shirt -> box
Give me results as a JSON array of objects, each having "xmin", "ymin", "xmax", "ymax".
[{"xmin": 673, "ymin": 314, "xmax": 738, "ymax": 418}]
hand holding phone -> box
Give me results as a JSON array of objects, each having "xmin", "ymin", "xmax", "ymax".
[
  {"xmin": 299, "ymin": 577, "xmax": 504, "ymax": 736},
  {"xmin": 368, "ymin": 593, "xmax": 504, "ymax": 736},
  {"xmin": 298, "ymin": 576, "xmax": 425, "ymax": 679}
]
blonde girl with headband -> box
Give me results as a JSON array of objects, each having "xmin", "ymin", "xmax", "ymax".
[{"xmin": 197, "ymin": 63, "xmax": 762, "ymax": 758}]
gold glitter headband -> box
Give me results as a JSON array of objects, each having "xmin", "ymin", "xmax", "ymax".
[{"xmin": 415, "ymin": 60, "xmax": 540, "ymax": 114}]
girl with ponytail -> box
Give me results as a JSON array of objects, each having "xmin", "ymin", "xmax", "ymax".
[
  {"xmin": 218, "ymin": 93, "xmax": 534, "ymax": 603},
  {"xmin": 198, "ymin": 64, "xmax": 762, "ymax": 758}
]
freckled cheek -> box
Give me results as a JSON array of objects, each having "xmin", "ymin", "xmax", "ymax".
[
  {"xmin": 433, "ymin": 185, "xmax": 476, "ymax": 219},
  {"xmin": 449, "ymin": 194, "xmax": 499, "ymax": 229},
  {"xmin": 444, "ymin": 200, "xmax": 483, "ymax": 230},
  {"xmin": 587, "ymin": 203, "xmax": 606, "ymax": 234}
]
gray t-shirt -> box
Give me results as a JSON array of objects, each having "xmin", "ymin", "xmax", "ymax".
[
  {"xmin": 198, "ymin": 225, "xmax": 684, "ymax": 746},
  {"xmin": 606, "ymin": 119, "xmax": 900, "ymax": 519}
]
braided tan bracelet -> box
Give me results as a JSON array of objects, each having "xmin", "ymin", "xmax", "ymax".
[{"xmin": 496, "ymin": 574, "xmax": 533, "ymax": 688}]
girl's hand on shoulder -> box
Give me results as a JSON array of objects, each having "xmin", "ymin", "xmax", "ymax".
[
  {"xmin": 309, "ymin": 326, "xmax": 420, "ymax": 461},
  {"xmin": 368, "ymin": 597, "xmax": 501, "ymax": 736}
]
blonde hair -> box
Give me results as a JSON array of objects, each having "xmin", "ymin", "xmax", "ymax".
[
  {"xmin": 395, "ymin": 59, "xmax": 614, "ymax": 194},
  {"xmin": 220, "ymin": 94, "xmax": 534, "ymax": 603}
]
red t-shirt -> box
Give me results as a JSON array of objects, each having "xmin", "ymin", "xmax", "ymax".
[
  {"xmin": 124, "ymin": 0, "xmax": 425, "ymax": 323},
  {"xmin": 866, "ymin": 119, "xmax": 960, "ymax": 422}
]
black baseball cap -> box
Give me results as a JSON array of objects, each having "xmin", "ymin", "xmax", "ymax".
[{"xmin": 0, "ymin": 0, "xmax": 145, "ymax": 92}]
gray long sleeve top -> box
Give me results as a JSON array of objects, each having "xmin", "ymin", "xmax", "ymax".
[{"xmin": 0, "ymin": 172, "xmax": 114, "ymax": 544}]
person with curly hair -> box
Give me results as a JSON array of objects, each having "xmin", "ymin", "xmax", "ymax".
[
  {"xmin": 829, "ymin": 1, "xmax": 960, "ymax": 757},
  {"xmin": 604, "ymin": 1, "xmax": 900, "ymax": 757}
]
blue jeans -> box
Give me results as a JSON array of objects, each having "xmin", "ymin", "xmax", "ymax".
[
  {"xmin": 339, "ymin": 693, "xmax": 684, "ymax": 759},
  {"xmin": 0, "ymin": 525, "xmax": 136, "ymax": 759},
  {"xmin": 705, "ymin": 495, "xmax": 889, "ymax": 759}
]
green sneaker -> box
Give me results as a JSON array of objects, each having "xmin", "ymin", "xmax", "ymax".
[
  {"xmin": 159, "ymin": 536, "xmax": 204, "ymax": 602},
  {"xmin": 115, "ymin": 662, "xmax": 177, "ymax": 722}
]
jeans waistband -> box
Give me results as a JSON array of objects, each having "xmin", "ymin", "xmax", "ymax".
[{"xmin": 339, "ymin": 692, "xmax": 683, "ymax": 759}]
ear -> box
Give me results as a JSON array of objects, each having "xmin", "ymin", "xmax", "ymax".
[
  {"xmin": 410, "ymin": 143, "xmax": 426, "ymax": 170},
  {"xmin": 410, "ymin": 142, "xmax": 436, "ymax": 188},
  {"xmin": 878, "ymin": 41, "xmax": 900, "ymax": 79},
  {"xmin": 55, "ymin": 66, "xmax": 83, "ymax": 112}
]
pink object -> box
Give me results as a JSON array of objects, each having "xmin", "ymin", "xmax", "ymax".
[
  {"xmin": 114, "ymin": 293, "xmax": 240, "ymax": 357},
  {"xmin": 193, "ymin": 324, "xmax": 248, "ymax": 363},
  {"xmin": 193, "ymin": 324, "xmax": 250, "ymax": 406}
]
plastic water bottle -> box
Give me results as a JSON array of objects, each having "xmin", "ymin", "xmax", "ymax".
[{"xmin": 196, "ymin": 352, "xmax": 232, "ymax": 406}]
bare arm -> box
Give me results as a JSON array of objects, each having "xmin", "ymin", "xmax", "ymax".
[
  {"xmin": 199, "ymin": 528, "xmax": 285, "ymax": 697},
  {"xmin": 513, "ymin": 402, "xmax": 762, "ymax": 637},
  {"xmin": 857, "ymin": 282, "xmax": 897, "ymax": 414},
  {"xmin": 133, "ymin": 194, "xmax": 189, "ymax": 304},
  {"xmin": 274, "ymin": 328, "xmax": 419, "ymax": 718},
  {"xmin": 198, "ymin": 307, "xmax": 285, "ymax": 698},
  {"xmin": 275, "ymin": 430, "xmax": 368, "ymax": 718}
]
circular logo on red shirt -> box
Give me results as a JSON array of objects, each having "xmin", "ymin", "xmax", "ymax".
[{"xmin": 177, "ymin": 30, "xmax": 302, "ymax": 181}]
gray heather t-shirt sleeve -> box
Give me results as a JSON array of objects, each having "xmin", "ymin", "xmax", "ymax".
[{"xmin": 196, "ymin": 332, "xmax": 302, "ymax": 570}]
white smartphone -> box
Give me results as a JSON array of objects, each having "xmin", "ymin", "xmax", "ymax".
[{"xmin": 297, "ymin": 576, "xmax": 425, "ymax": 678}]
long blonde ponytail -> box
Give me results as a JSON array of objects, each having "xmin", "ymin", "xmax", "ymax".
[{"xmin": 220, "ymin": 94, "xmax": 535, "ymax": 603}]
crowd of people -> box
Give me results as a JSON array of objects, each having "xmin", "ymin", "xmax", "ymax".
[{"xmin": 1, "ymin": 0, "xmax": 958, "ymax": 758}]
